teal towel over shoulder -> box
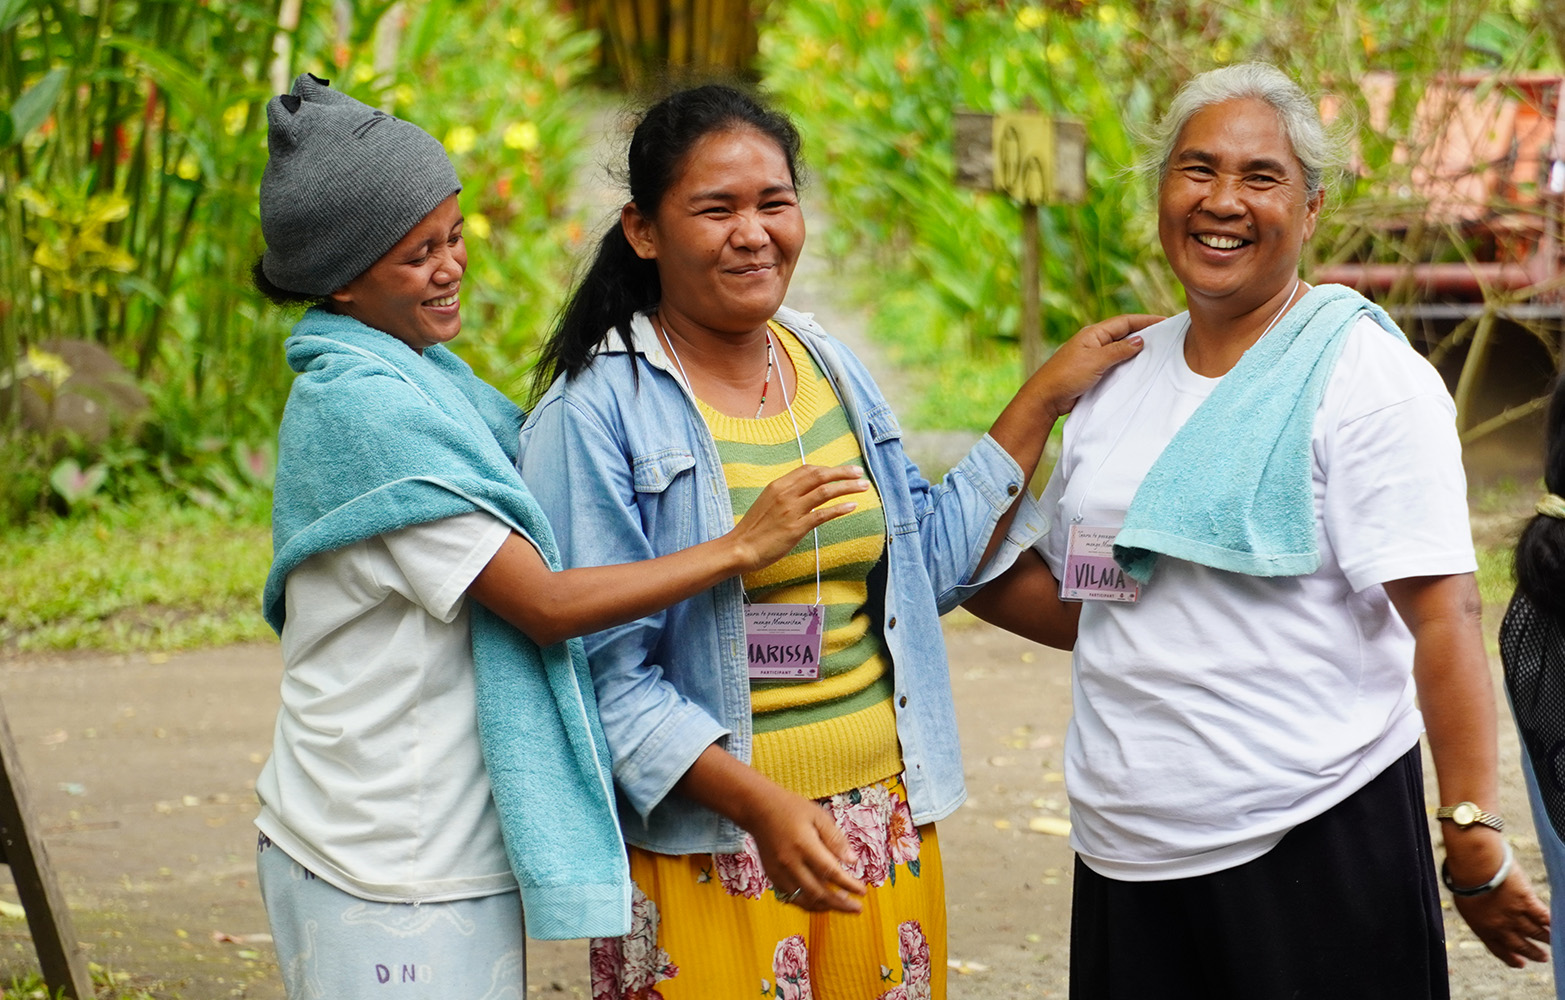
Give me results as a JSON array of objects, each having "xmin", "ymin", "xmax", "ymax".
[
  {"xmin": 264, "ymin": 308, "xmax": 630, "ymax": 940},
  {"xmin": 1112, "ymin": 284, "xmax": 1405, "ymax": 585}
]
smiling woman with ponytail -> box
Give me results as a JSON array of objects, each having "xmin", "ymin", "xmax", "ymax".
[{"xmin": 1502, "ymin": 377, "xmax": 1565, "ymax": 1000}]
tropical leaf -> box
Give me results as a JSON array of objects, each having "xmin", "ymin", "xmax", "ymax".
[{"xmin": 8, "ymin": 68, "xmax": 67, "ymax": 144}]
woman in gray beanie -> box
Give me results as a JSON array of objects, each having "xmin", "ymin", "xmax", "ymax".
[{"xmin": 250, "ymin": 73, "xmax": 866, "ymax": 998}]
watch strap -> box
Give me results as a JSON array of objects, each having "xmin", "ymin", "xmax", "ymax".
[{"xmin": 1435, "ymin": 801, "xmax": 1505, "ymax": 833}]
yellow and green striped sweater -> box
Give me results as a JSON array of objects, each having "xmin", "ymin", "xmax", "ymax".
[{"xmin": 696, "ymin": 323, "xmax": 903, "ymax": 800}]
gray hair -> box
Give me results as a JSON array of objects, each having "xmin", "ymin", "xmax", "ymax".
[{"xmin": 1141, "ymin": 63, "xmax": 1341, "ymax": 200}]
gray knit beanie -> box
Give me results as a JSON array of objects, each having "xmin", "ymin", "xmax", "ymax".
[{"xmin": 259, "ymin": 74, "xmax": 461, "ymax": 296}]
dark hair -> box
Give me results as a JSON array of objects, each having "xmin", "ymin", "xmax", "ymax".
[
  {"xmin": 533, "ymin": 83, "xmax": 802, "ymax": 393},
  {"xmin": 1516, "ymin": 377, "xmax": 1565, "ymax": 621},
  {"xmin": 251, "ymin": 256, "xmax": 329, "ymax": 310}
]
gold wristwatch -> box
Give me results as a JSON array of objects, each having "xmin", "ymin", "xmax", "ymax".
[{"xmin": 1435, "ymin": 801, "xmax": 1505, "ymax": 833}]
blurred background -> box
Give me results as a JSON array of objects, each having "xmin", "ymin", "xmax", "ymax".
[{"xmin": 0, "ymin": 0, "xmax": 1561, "ymax": 651}]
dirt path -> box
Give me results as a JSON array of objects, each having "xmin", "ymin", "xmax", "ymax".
[{"xmin": 0, "ymin": 620, "xmax": 1552, "ymax": 999}]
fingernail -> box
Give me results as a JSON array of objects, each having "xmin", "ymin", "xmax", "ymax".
[{"xmin": 851, "ymin": 466, "xmax": 864, "ymax": 476}]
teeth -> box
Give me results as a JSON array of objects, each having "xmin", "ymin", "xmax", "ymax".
[
  {"xmin": 1196, "ymin": 234, "xmax": 1244, "ymax": 249},
  {"xmin": 427, "ymin": 294, "xmax": 458, "ymax": 307}
]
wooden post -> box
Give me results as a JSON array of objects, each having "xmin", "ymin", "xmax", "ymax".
[
  {"xmin": 1021, "ymin": 204, "xmax": 1043, "ymax": 374},
  {"xmin": 953, "ymin": 109, "xmax": 1087, "ymax": 375},
  {"xmin": 0, "ymin": 704, "xmax": 93, "ymax": 999}
]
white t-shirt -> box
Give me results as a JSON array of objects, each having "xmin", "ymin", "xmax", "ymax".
[
  {"xmin": 1037, "ymin": 314, "xmax": 1475, "ymax": 881},
  {"xmin": 256, "ymin": 511, "xmax": 518, "ymax": 902}
]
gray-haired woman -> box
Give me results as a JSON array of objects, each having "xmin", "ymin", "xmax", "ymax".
[{"xmin": 969, "ymin": 62, "xmax": 1550, "ymax": 997}]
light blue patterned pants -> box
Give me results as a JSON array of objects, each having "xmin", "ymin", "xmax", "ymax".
[{"xmin": 257, "ymin": 834, "xmax": 527, "ymax": 999}]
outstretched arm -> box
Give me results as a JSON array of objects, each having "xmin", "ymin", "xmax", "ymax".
[
  {"xmin": 1385, "ymin": 572, "xmax": 1550, "ymax": 967},
  {"xmin": 469, "ymin": 463, "xmax": 868, "ymax": 647}
]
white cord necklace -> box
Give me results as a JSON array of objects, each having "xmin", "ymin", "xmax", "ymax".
[
  {"xmin": 660, "ymin": 320, "xmax": 822, "ymax": 604},
  {"xmin": 1256, "ymin": 278, "xmax": 1303, "ymax": 343}
]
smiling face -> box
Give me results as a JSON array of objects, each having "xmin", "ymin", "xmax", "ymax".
[
  {"xmin": 329, "ymin": 193, "xmax": 466, "ymax": 353},
  {"xmin": 622, "ymin": 126, "xmax": 804, "ymax": 339},
  {"xmin": 1158, "ymin": 98, "xmax": 1322, "ymax": 319}
]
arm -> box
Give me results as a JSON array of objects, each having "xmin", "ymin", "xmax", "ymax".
[
  {"xmin": 1384, "ymin": 573, "xmax": 1550, "ymax": 967},
  {"xmin": 961, "ymin": 549, "xmax": 1080, "ymax": 649},
  {"xmin": 975, "ymin": 313, "xmax": 1157, "ymax": 566},
  {"xmin": 469, "ymin": 463, "xmax": 868, "ymax": 647},
  {"xmin": 674, "ymin": 743, "xmax": 866, "ymax": 913}
]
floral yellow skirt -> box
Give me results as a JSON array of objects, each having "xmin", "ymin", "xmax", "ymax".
[{"xmin": 590, "ymin": 773, "xmax": 945, "ymax": 1000}]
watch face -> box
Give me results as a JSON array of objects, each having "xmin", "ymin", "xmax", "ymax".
[{"xmin": 1453, "ymin": 802, "xmax": 1478, "ymax": 826}]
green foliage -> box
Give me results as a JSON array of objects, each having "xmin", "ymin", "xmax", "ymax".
[
  {"xmin": 0, "ymin": 962, "xmax": 173, "ymax": 999},
  {"xmin": 0, "ymin": 492, "xmax": 272, "ymax": 653},
  {"xmin": 0, "ymin": 0, "xmax": 595, "ymax": 525},
  {"xmin": 1476, "ymin": 543, "xmax": 1516, "ymax": 609},
  {"xmin": 392, "ymin": 0, "xmax": 598, "ymax": 398},
  {"xmin": 761, "ymin": 0, "xmax": 1559, "ymax": 430}
]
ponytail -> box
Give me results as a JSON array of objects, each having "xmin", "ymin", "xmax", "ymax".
[
  {"xmin": 1515, "ymin": 378, "xmax": 1565, "ymax": 622},
  {"xmin": 534, "ymin": 222, "xmax": 660, "ymax": 395}
]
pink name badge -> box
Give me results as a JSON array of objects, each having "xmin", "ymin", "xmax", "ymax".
[
  {"xmin": 745, "ymin": 603, "xmax": 824, "ymax": 680},
  {"xmin": 1060, "ymin": 524, "xmax": 1140, "ymax": 603}
]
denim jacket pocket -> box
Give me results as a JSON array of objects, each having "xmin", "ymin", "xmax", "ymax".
[
  {"xmin": 631, "ymin": 448, "xmax": 699, "ymax": 547},
  {"xmin": 631, "ymin": 448, "xmax": 696, "ymax": 494}
]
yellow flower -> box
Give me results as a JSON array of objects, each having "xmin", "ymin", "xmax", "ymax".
[
  {"xmin": 176, "ymin": 154, "xmax": 200, "ymax": 180},
  {"xmin": 353, "ymin": 65, "xmax": 375, "ymax": 84},
  {"xmin": 1045, "ymin": 42, "xmax": 1068, "ymax": 66},
  {"xmin": 466, "ymin": 213, "xmax": 491, "ymax": 240},
  {"xmin": 445, "ymin": 125, "xmax": 477, "ymax": 156},
  {"xmin": 503, "ymin": 121, "xmax": 540, "ymax": 152},
  {"xmin": 507, "ymin": 27, "xmax": 525, "ymax": 47},
  {"xmin": 25, "ymin": 346, "xmax": 72, "ymax": 387},
  {"xmin": 393, "ymin": 84, "xmax": 416, "ymax": 109},
  {"xmin": 1015, "ymin": 6, "xmax": 1047, "ymax": 30},
  {"xmin": 1097, "ymin": 5, "xmax": 1119, "ymax": 25},
  {"xmin": 222, "ymin": 102, "xmax": 249, "ymax": 137}
]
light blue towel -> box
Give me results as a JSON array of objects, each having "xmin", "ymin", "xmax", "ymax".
[
  {"xmin": 1113, "ymin": 284, "xmax": 1405, "ymax": 585},
  {"xmin": 264, "ymin": 308, "xmax": 630, "ymax": 940}
]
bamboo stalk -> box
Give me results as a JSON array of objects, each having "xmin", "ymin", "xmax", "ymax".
[
  {"xmin": 668, "ymin": 0, "xmax": 690, "ymax": 68},
  {"xmin": 1459, "ymin": 392, "xmax": 1552, "ymax": 444},
  {"xmin": 691, "ymin": 0, "xmax": 710, "ymax": 71},
  {"xmin": 637, "ymin": 0, "xmax": 660, "ymax": 68},
  {"xmin": 1451, "ymin": 307, "xmax": 1496, "ymax": 433}
]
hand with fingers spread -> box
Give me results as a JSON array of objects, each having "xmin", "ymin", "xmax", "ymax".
[{"xmin": 727, "ymin": 464, "xmax": 869, "ymax": 574}]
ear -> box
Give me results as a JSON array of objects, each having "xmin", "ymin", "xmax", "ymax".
[
  {"xmin": 1301, "ymin": 188, "xmax": 1324, "ymax": 243},
  {"xmin": 621, "ymin": 201, "xmax": 658, "ymax": 261}
]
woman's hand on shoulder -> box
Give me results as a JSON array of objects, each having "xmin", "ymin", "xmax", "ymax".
[
  {"xmin": 1032, "ymin": 313, "xmax": 1161, "ymax": 420},
  {"xmin": 726, "ymin": 465, "xmax": 870, "ymax": 574}
]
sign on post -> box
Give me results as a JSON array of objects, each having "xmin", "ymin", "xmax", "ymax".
[{"xmin": 954, "ymin": 109, "xmax": 1087, "ymax": 375}]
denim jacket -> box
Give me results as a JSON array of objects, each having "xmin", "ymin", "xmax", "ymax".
[{"xmin": 519, "ymin": 306, "xmax": 1045, "ymax": 855}]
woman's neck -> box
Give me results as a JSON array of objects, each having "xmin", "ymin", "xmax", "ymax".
[
  {"xmin": 1183, "ymin": 278, "xmax": 1303, "ymax": 377},
  {"xmin": 655, "ymin": 307, "xmax": 794, "ymax": 418}
]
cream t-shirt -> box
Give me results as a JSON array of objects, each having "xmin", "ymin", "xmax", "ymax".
[
  {"xmin": 256, "ymin": 511, "xmax": 519, "ymax": 902},
  {"xmin": 1037, "ymin": 314, "xmax": 1475, "ymax": 880}
]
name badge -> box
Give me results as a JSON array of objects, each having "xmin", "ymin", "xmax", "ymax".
[
  {"xmin": 1060, "ymin": 524, "xmax": 1140, "ymax": 603},
  {"xmin": 745, "ymin": 603, "xmax": 824, "ymax": 680}
]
